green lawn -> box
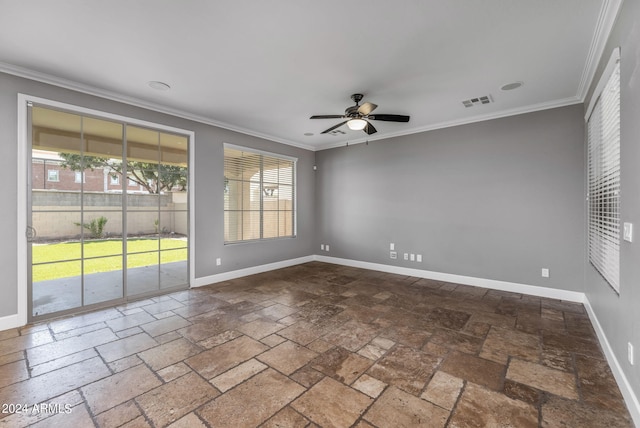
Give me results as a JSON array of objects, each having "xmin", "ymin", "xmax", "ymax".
[{"xmin": 32, "ymin": 238, "xmax": 187, "ymax": 282}]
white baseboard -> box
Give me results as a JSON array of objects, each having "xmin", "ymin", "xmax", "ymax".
[
  {"xmin": 193, "ymin": 255, "xmax": 315, "ymax": 287},
  {"xmin": 3, "ymin": 253, "xmax": 637, "ymax": 424},
  {"xmin": 584, "ymin": 297, "xmax": 640, "ymax": 427},
  {"xmin": 314, "ymin": 255, "xmax": 585, "ymax": 303},
  {"xmin": 0, "ymin": 314, "xmax": 22, "ymax": 331},
  {"xmin": 194, "ymin": 254, "xmax": 585, "ymax": 302}
]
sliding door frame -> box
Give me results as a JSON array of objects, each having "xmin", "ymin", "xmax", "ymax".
[{"xmin": 17, "ymin": 94, "xmax": 196, "ymax": 325}]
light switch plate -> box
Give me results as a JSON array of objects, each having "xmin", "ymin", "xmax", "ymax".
[{"xmin": 624, "ymin": 222, "xmax": 633, "ymax": 242}]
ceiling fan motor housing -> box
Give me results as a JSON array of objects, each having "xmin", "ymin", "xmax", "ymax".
[
  {"xmin": 345, "ymin": 106, "xmax": 360, "ymax": 116},
  {"xmin": 346, "ymin": 94, "xmax": 365, "ymax": 117}
]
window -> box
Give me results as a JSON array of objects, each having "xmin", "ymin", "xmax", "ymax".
[
  {"xmin": 586, "ymin": 48, "xmax": 621, "ymax": 292},
  {"xmin": 47, "ymin": 169, "xmax": 59, "ymax": 182},
  {"xmin": 74, "ymin": 171, "xmax": 85, "ymax": 183},
  {"xmin": 224, "ymin": 145, "xmax": 296, "ymax": 243},
  {"xmin": 110, "ymin": 174, "xmax": 120, "ymax": 185}
]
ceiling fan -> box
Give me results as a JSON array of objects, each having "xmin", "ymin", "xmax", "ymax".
[{"xmin": 310, "ymin": 94, "xmax": 410, "ymax": 135}]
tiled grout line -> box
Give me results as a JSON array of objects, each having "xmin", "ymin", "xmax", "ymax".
[
  {"xmin": 351, "ymin": 382, "xmax": 391, "ymax": 427},
  {"xmin": 570, "ymin": 351, "xmax": 585, "ymax": 404},
  {"xmin": 445, "ymin": 380, "xmax": 469, "ymax": 427},
  {"xmin": 0, "ymin": 262, "xmax": 632, "ymax": 423},
  {"xmin": 78, "ymin": 386, "xmax": 101, "ymax": 427}
]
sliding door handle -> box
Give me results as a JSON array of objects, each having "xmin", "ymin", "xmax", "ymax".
[{"xmin": 26, "ymin": 226, "xmax": 36, "ymax": 242}]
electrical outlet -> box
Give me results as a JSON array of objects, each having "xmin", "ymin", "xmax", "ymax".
[
  {"xmin": 403, "ymin": 253, "xmax": 409, "ymax": 261},
  {"xmin": 325, "ymin": 245, "xmax": 330, "ymax": 252},
  {"xmin": 410, "ymin": 253, "xmax": 415, "ymax": 261},
  {"xmin": 320, "ymin": 244, "xmax": 325, "ymax": 251},
  {"xmin": 216, "ymin": 258, "xmax": 221, "ymax": 266},
  {"xmin": 417, "ymin": 254, "xmax": 422, "ymax": 262},
  {"xmin": 541, "ymin": 268, "xmax": 549, "ymax": 278},
  {"xmin": 629, "ymin": 342, "xmax": 635, "ymax": 365},
  {"xmin": 390, "ymin": 251, "xmax": 397, "ymax": 259},
  {"xmin": 390, "ymin": 243, "xmax": 395, "ymax": 251}
]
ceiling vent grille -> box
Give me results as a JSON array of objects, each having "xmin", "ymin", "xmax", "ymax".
[{"xmin": 462, "ymin": 95, "xmax": 493, "ymax": 108}]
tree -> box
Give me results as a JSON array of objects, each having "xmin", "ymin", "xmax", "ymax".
[{"xmin": 58, "ymin": 153, "xmax": 187, "ymax": 194}]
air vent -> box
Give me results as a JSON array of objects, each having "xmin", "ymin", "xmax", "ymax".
[
  {"xmin": 329, "ymin": 129, "xmax": 347, "ymax": 135},
  {"xmin": 462, "ymin": 95, "xmax": 493, "ymax": 108}
]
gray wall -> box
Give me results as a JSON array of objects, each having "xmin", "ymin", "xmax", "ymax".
[
  {"xmin": 0, "ymin": 72, "xmax": 316, "ymax": 318},
  {"xmin": 2, "ymin": 10, "xmax": 638, "ymax": 406},
  {"xmin": 584, "ymin": 0, "xmax": 640, "ymax": 403},
  {"xmin": 315, "ymin": 105, "xmax": 585, "ymax": 291}
]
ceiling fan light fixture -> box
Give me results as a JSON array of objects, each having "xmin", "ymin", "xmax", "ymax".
[{"xmin": 347, "ymin": 118, "xmax": 367, "ymax": 131}]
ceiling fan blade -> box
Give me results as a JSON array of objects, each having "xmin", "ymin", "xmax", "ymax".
[
  {"xmin": 321, "ymin": 120, "xmax": 349, "ymax": 134},
  {"xmin": 310, "ymin": 115, "xmax": 345, "ymax": 119},
  {"xmin": 363, "ymin": 121, "xmax": 377, "ymax": 135},
  {"xmin": 357, "ymin": 102, "xmax": 378, "ymax": 116},
  {"xmin": 369, "ymin": 114, "xmax": 410, "ymax": 122}
]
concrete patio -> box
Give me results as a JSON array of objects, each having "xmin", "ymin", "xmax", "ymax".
[{"xmin": 32, "ymin": 261, "xmax": 188, "ymax": 316}]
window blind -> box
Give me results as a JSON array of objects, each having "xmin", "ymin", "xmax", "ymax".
[
  {"xmin": 224, "ymin": 145, "xmax": 296, "ymax": 243},
  {"xmin": 587, "ymin": 56, "xmax": 620, "ymax": 292}
]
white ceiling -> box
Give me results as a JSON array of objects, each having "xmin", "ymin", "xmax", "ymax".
[{"xmin": 0, "ymin": 1, "xmax": 619, "ymax": 151}]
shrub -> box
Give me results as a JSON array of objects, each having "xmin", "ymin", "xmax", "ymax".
[{"xmin": 75, "ymin": 216, "xmax": 108, "ymax": 239}]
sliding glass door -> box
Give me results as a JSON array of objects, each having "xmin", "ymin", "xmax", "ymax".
[
  {"xmin": 28, "ymin": 104, "xmax": 189, "ymax": 320},
  {"xmin": 125, "ymin": 125, "xmax": 189, "ymax": 297}
]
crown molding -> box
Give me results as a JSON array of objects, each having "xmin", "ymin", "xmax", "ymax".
[
  {"xmin": 315, "ymin": 0, "xmax": 624, "ymax": 151},
  {"xmin": 0, "ymin": 62, "xmax": 315, "ymax": 152},
  {"xmin": 3, "ymin": 0, "xmax": 620, "ymax": 159},
  {"xmin": 315, "ymin": 96, "xmax": 582, "ymax": 151},
  {"xmin": 0, "ymin": 60, "xmax": 585, "ymax": 153},
  {"xmin": 576, "ymin": 0, "xmax": 624, "ymax": 101}
]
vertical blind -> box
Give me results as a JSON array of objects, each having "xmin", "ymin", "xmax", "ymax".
[
  {"xmin": 224, "ymin": 145, "xmax": 296, "ymax": 243},
  {"xmin": 587, "ymin": 58, "xmax": 620, "ymax": 292}
]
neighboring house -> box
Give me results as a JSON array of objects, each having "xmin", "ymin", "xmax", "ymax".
[{"xmin": 31, "ymin": 150, "xmax": 148, "ymax": 193}]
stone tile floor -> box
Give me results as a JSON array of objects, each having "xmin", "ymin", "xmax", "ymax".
[{"xmin": 0, "ymin": 262, "xmax": 633, "ymax": 427}]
